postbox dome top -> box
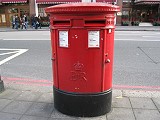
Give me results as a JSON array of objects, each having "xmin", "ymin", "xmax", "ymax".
[{"xmin": 45, "ymin": 2, "xmax": 120, "ymax": 14}]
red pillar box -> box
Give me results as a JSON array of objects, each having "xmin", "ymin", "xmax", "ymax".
[{"xmin": 45, "ymin": 3, "xmax": 120, "ymax": 117}]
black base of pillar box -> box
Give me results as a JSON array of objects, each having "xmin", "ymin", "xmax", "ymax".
[{"xmin": 53, "ymin": 87, "xmax": 112, "ymax": 117}]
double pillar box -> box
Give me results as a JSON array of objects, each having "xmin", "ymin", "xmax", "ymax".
[{"xmin": 45, "ymin": 3, "xmax": 120, "ymax": 117}]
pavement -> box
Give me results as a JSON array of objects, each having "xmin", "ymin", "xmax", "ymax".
[
  {"xmin": 0, "ymin": 26, "xmax": 160, "ymax": 32},
  {"xmin": 0, "ymin": 78, "xmax": 160, "ymax": 120},
  {"xmin": 0, "ymin": 27, "xmax": 50, "ymax": 32},
  {"xmin": 115, "ymin": 26, "xmax": 160, "ymax": 31},
  {"xmin": 0, "ymin": 26, "xmax": 160, "ymax": 120}
]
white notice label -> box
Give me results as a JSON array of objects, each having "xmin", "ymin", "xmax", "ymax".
[
  {"xmin": 88, "ymin": 31, "xmax": 100, "ymax": 48},
  {"xmin": 59, "ymin": 31, "xmax": 68, "ymax": 47}
]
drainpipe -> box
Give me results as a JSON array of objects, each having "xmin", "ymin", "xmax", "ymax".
[
  {"xmin": 112, "ymin": 0, "xmax": 115, "ymax": 5},
  {"xmin": 158, "ymin": 4, "xmax": 160, "ymax": 20},
  {"xmin": 35, "ymin": 0, "xmax": 38, "ymax": 16}
]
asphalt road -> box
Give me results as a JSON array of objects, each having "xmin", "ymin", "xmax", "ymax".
[{"xmin": 0, "ymin": 30, "xmax": 160, "ymax": 90}]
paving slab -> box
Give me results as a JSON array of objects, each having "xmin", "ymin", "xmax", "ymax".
[
  {"xmin": 51, "ymin": 108, "xmax": 107, "ymax": 120},
  {"xmin": 112, "ymin": 90, "xmax": 123, "ymax": 97},
  {"xmin": 37, "ymin": 92, "xmax": 53, "ymax": 103},
  {"xmin": 48, "ymin": 118, "xmax": 79, "ymax": 120},
  {"xmin": 25, "ymin": 102, "xmax": 54, "ymax": 117},
  {"xmin": 0, "ymin": 99, "xmax": 12, "ymax": 111},
  {"xmin": 4, "ymin": 82, "xmax": 52, "ymax": 93},
  {"xmin": 134, "ymin": 109, "xmax": 160, "ymax": 120},
  {"xmin": 152, "ymin": 98, "xmax": 160, "ymax": 110},
  {"xmin": 122, "ymin": 90, "xmax": 160, "ymax": 98},
  {"xmin": 51, "ymin": 108, "xmax": 77, "ymax": 119},
  {"xmin": 0, "ymin": 112, "xmax": 22, "ymax": 120},
  {"xmin": 0, "ymin": 89, "xmax": 22, "ymax": 99},
  {"xmin": 16, "ymin": 91, "xmax": 42, "ymax": 102},
  {"xmin": 20, "ymin": 115, "xmax": 49, "ymax": 120},
  {"xmin": 79, "ymin": 115, "xmax": 107, "ymax": 120},
  {"xmin": 130, "ymin": 97, "xmax": 157, "ymax": 109},
  {"xmin": 2, "ymin": 101, "xmax": 33, "ymax": 114},
  {"xmin": 107, "ymin": 108, "xmax": 135, "ymax": 120},
  {"xmin": 112, "ymin": 96, "xmax": 131, "ymax": 108}
]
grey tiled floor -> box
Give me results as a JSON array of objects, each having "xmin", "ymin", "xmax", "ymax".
[{"xmin": 0, "ymin": 89, "xmax": 160, "ymax": 120}]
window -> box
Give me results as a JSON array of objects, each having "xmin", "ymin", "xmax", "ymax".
[
  {"xmin": 0, "ymin": 9, "xmax": 5, "ymax": 14},
  {"xmin": 8, "ymin": 8, "xmax": 18, "ymax": 13},
  {"xmin": 38, "ymin": 8, "xmax": 47, "ymax": 17},
  {"xmin": 122, "ymin": 11, "xmax": 129, "ymax": 16}
]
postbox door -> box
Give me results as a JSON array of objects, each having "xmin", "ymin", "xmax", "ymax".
[{"xmin": 56, "ymin": 29, "xmax": 103, "ymax": 93}]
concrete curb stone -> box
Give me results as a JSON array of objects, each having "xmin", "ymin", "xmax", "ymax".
[{"xmin": 0, "ymin": 26, "xmax": 160, "ymax": 32}]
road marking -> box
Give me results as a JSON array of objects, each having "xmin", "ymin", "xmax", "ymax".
[
  {"xmin": 142, "ymin": 36, "xmax": 160, "ymax": 38},
  {"xmin": 2, "ymin": 77, "xmax": 160, "ymax": 91},
  {"xmin": 0, "ymin": 51, "xmax": 19, "ymax": 55},
  {"xmin": 0, "ymin": 48, "xmax": 28, "ymax": 65}
]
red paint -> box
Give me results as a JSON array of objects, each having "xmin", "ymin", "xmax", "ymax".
[
  {"xmin": 46, "ymin": 3, "xmax": 120, "ymax": 93},
  {"xmin": 2, "ymin": 76, "xmax": 160, "ymax": 91},
  {"xmin": 51, "ymin": 29, "xmax": 59, "ymax": 88},
  {"xmin": 56, "ymin": 29, "xmax": 103, "ymax": 93}
]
